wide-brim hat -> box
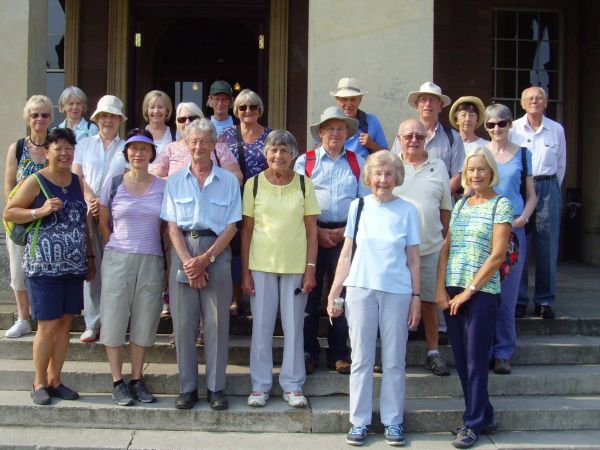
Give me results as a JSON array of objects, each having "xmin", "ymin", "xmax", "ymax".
[
  {"xmin": 407, "ymin": 82, "xmax": 451, "ymax": 109},
  {"xmin": 449, "ymin": 96, "xmax": 486, "ymax": 130},
  {"xmin": 329, "ymin": 78, "xmax": 368, "ymax": 98},
  {"xmin": 209, "ymin": 80, "xmax": 234, "ymax": 97},
  {"xmin": 90, "ymin": 95, "xmax": 127, "ymax": 121},
  {"xmin": 309, "ymin": 106, "xmax": 358, "ymax": 142}
]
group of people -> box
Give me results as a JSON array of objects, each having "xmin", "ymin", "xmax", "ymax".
[{"xmin": 2, "ymin": 76, "xmax": 565, "ymax": 449}]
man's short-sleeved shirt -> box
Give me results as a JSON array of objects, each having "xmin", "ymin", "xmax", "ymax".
[{"xmin": 344, "ymin": 112, "xmax": 389, "ymax": 159}]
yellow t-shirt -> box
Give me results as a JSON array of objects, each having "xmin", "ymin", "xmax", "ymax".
[{"xmin": 243, "ymin": 172, "xmax": 320, "ymax": 274}]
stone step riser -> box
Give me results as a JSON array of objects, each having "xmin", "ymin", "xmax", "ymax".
[{"xmin": 1, "ymin": 339, "xmax": 599, "ymax": 366}]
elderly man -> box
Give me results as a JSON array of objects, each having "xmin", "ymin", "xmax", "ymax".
[
  {"xmin": 512, "ymin": 87, "xmax": 566, "ymax": 320},
  {"xmin": 295, "ymin": 106, "xmax": 369, "ymax": 375},
  {"xmin": 330, "ymin": 78, "xmax": 388, "ymax": 159},
  {"xmin": 161, "ymin": 118, "xmax": 241, "ymax": 410},
  {"xmin": 207, "ymin": 80, "xmax": 238, "ymax": 135},
  {"xmin": 393, "ymin": 119, "xmax": 452, "ymax": 376},
  {"xmin": 391, "ymin": 82, "xmax": 465, "ymax": 194}
]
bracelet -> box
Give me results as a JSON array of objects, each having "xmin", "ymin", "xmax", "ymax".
[
  {"xmin": 31, "ymin": 209, "xmax": 37, "ymax": 220},
  {"xmin": 306, "ymin": 263, "xmax": 316, "ymax": 267},
  {"xmin": 412, "ymin": 293, "xmax": 421, "ymax": 297}
]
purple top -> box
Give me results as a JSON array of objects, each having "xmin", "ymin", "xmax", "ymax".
[
  {"xmin": 99, "ymin": 176, "xmax": 166, "ymax": 256},
  {"xmin": 217, "ymin": 125, "xmax": 271, "ymax": 180}
]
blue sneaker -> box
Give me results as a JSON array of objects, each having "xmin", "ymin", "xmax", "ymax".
[
  {"xmin": 384, "ymin": 424, "xmax": 405, "ymax": 446},
  {"xmin": 345, "ymin": 425, "xmax": 368, "ymax": 446},
  {"xmin": 452, "ymin": 427, "xmax": 479, "ymax": 448}
]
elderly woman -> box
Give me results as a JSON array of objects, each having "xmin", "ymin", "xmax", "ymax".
[
  {"xmin": 327, "ymin": 151, "xmax": 421, "ymax": 446},
  {"xmin": 98, "ymin": 129, "xmax": 166, "ymax": 406},
  {"xmin": 142, "ymin": 90, "xmax": 174, "ymax": 169},
  {"xmin": 161, "ymin": 118, "xmax": 240, "ymax": 411},
  {"xmin": 449, "ymin": 96, "xmax": 490, "ymax": 155},
  {"xmin": 72, "ymin": 95, "xmax": 128, "ymax": 343},
  {"xmin": 4, "ymin": 128, "xmax": 95, "ymax": 405},
  {"xmin": 241, "ymin": 130, "xmax": 320, "ymax": 408},
  {"xmin": 57, "ymin": 86, "xmax": 99, "ymax": 142},
  {"xmin": 483, "ymin": 104, "xmax": 537, "ymax": 375},
  {"xmin": 3, "ymin": 95, "xmax": 52, "ymax": 338},
  {"xmin": 436, "ymin": 147, "xmax": 513, "ymax": 449}
]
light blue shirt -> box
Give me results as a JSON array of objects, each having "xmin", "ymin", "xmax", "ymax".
[
  {"xmin": 57, "ymin": 118, "xmax": 99, "ymax": 142},
  {"xmin": 344, "ymin": 195, "xmax": 420, "ymax": 294},
  {"xmin": 211, "ymin": 115, "xmax": 234, "ymax": 137},
  {"xmin": 344, "ymin": 111, "xmax": 388, "ymax": 159},
  {"xmin": 160, "ymin": 163, "xmax": 241, "ymax": 234},
  {"xmin": 294, "ymin": 146, "xmax": 370, "ymax": 222},
  {"xmin": 494, "ymin": 147, "xmax": 532, "ymax": 216}
]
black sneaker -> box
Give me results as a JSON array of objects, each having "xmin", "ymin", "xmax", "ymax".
[
  {"xmin": 47, "ymin": 383, "xmax": 79, "ymax": 400},
  {"xmin": 425, "ymin": 353, "xmax": 450, "ymax": 376},
  {"xmin": 112, "ymin": 383, "xmax": 135, "ymax": 406},
  {"xmin": 130, "ymin": 379, "xmax": 155, "ymax": 403},
  {"xmin": 494, "ymin": 358, "xmax": 512, "ymax": 374},
  {"xmin": 540, "ymin": 305, "xmax": 556, "ymax": 319},
  {"xmin": 452, "ymin": 427, "xmax": 479, "ymax": 448},
  {"xmin": 515, "ymin": 304, "xmax": 527, "ymax": 318},
  {"xmin": 175, "ymin": 390, "xmax": 198, "ymax": 409},
  {"xmin": 31, "ymin": 386, "xmax": 51, "ymax": 405}
]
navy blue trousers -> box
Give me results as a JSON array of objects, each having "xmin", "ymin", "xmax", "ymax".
[
  {"xmin": 444, "ymin": 286, "xmax": 499, "ymax": 433},
  {"xmin": 304, "ymin": 242, "xmax": 350, "ymax": 362}
]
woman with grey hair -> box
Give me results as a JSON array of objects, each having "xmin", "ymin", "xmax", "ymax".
[
  {"xmin": 483, "ymin": 103, "xmax": 537, "ymax": 375},
  {"xmin": 241, "ymin": 130, "xmax": 320, "ymax": 408},
  {"xmin": 57, "ymin": 86, "xmax": 99, "ymax": 142},
  {"xmin": 327, "ymin": 151, "xmax": 421, "ymax": 446},
  {"xmin": 3, "ymin": 95, "xmax": 53, "ymax": 338}
]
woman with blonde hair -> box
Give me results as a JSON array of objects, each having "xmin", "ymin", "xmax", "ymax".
[{"xmin": 142, "ymin": 90, "xmax": 174, "ymax": 169}]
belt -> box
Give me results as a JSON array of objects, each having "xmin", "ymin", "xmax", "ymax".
[
  {"xmin": 533, "ymin": 174, "xmax": 556, "ymax": 182},
  {"xmin": 317, "ymin": 221, "xmax": 347, "ymax": 229},
  {"xmin": 182, "ymin": 229, "xmax": 217, "ymax": 238}
]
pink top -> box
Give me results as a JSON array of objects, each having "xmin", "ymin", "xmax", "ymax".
[
  {"xmin": 99, "ymin": 176, "xmax": 166, "ymax": 257},
  {"xmin": 152, "ymin": 140, "xmax": 238, "ymax": 177}
]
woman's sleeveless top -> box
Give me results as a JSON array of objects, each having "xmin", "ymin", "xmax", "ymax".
[{"xmin": 15, "ymin": 138, "xmax": 46, "ymax": 183}]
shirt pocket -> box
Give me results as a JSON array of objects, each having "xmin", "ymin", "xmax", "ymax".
[
  {"xmin": 173, "ymin": 196, "xmax": 196, "ymax": 222},
  {"xmin": 207, "ymin": 197, "xmax": 230, "ymax": 226}
]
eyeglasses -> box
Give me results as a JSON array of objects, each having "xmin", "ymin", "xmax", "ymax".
[
  {"xmin": 323, "ymin": 126, "xmax": 347, "ymax": 135},
  {"xmin": 484, "ymin": 120, "xmax": 509, "ymax": 129},
  {"xmin": 176, "ymin": 115, "xmax": 200, "ymax": 124},
  {"xmin": 238, "ymin": 104, "xmax": 259, "ymax": 112},
  {"xmin": 399, "ymin": 133, "xmax": 426, "ymax": 142},
  {"xmin": 30, "ymin": 113, "xmax": 51, "ymax": 119}
]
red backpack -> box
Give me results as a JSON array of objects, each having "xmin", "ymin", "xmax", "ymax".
[{"xmin": 304, "ymin": 148, "xmax": 360, "ymax": 182}]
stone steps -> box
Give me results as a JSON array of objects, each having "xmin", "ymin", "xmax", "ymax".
[
  {"xmin": 1, "ymin": 359, "xmax": 600, "ymax": 398},
  {"xmin": 0, "ymin": 390, "xmax": 599, "ymax": 433},
  {"xmin": 2, "ymin": 331, "xmax": 600, "ymax": 366}
]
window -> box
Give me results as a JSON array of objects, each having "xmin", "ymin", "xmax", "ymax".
[
  {"xmin": 492, "ymin": 9, "xmax": 563, "ymax": 121},
  {"xmin": 47, "ymin": 0, "xmax": 65, "ymax": 128}
]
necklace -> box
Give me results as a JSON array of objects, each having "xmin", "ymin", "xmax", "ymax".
[{"xmin": 29, "ymin": 136, "xmax": 45, "ymax": 147}]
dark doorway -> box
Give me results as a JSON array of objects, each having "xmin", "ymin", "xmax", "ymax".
[{"xmin": 128, "ymin": 0, "xmax": 269, "ymax": 128}]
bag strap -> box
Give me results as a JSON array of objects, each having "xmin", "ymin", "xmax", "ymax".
[
  {"xmin": 351, "ymin": 197, "xmax": 364, "ymax": 261},
  {"xmin": 346, "ymin": 150, "xmax": 361, "ymax": 182},
  {"xmin": 454, "ymin": 196, "xmax": 469, "ymax": 218},
  {"xmin": 357, "ymin": 110, "xmax": 369, "ymax": 134},
  {"xmin": 441, "ymin": 123, "xmax": 455, "ymax": 147},
  {"xmin": 520, "ymin": 147, "xmax": 527, "ymax": 204},
  {"xmin": 235, "ymin": 126, "xmax": 247, "ymax": 180},
  {"xmin": 16, "ymin": 138, "xmax": 25, "ymax": 163},
  {"xmin": 305, "ymin": 149, "xmax": 316, "ymax": 177},
  {"xmin": 29, "ymin": 173, "xmax": 54, "ymax": 257}
]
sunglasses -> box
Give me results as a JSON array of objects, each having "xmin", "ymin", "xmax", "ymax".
[
  {"xmin": 30, "ymin": 113, "xmax": 51, "ymax": 119},
  {"xmin": 176, "ymin": 115, "xmax": 200, "ymax": 124},
  {"xmin": 400, "ymin": 133, "xmax": 426, "ymax": 142},
  {"xmin": 485, "ymin": 120, "xmax": 509, "ymax": 129},
  {"xmin": 238, "ymin": 104, "xmax": 259, "ymax": 112}
]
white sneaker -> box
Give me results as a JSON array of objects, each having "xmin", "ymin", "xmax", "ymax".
[
  {"xmin": 80, "ymin": 328, "xmax": 98, "ymax": 342},
  {"xmin": 5, "ymin": 319, "xmax": 32, "ymax": 338},
  {"xmin": 247, "ymin": 392, "xmax": 269, "ymax": 407},
  {"xmin": 283, "ymin": 391, "xmax": 307, "ymax": 408},
  {"xmin": 160, "ymin": 302, "xmax": 170, "ymax": 318}
]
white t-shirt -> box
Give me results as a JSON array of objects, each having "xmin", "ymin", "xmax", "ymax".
[
  {"xmin": 344, "ymin": 195, "xmax": 420, "ymax": 294},
  {"xmin": 74, "ymin": 134, "xmax": 127, "ymax": 194},
  {"xmin": 463, "ymin": 138, "xmax": 490, "ymax": 155}
]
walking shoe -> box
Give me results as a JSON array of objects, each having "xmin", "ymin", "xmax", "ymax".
[
  {"xmin": 112, "ymin": 383, "xmax": 135, "ymax": 406},
  {"xmin": 160, "ymin": 302, "xmax": 170, "ymax": 319},
  {"xmin": 345, "ymin": 424, "xmax": 368, "ymax": 446},
  {"xmin": 328, "ymin": 359, "xmax": 351, "ymax": 375},
  {"xmin": 452, "ymin": 426, "xmax": 479, "ymax": 448},
  {"xmin": 384, "ymin": 424, "xmax": 405, "ymax": 446},
  {"xmin": 207, "ymin": 390, "xmax": 228, "ymax": 410},
  {"xmin": 514, "ymin": 304, "xmax": 527, "ymax": 318},
  {"xmin": 31, "ymin": 385, "xmax": 51, "ymax": 405},
  {"xmin": 283, "ymin": 391, "xmax": 307, "ymax": 408},
  {"xmin": 130, "ymin": 379, "xmax": 155, "ymax": 403},
  {"xmin": 425, "ymin": 353, "xmax": 450, "ymax": 376},
  {"xmin": 451, "ymin": 418, "xmax": 496, "ymax": 436},
  {"xmin": 5, "ymin": 319, "xmax": 32, "ymax": 338},
  {"xmin": 80, "ymin": 329, "xmax": 98, "ymax": 343},
  {"xmin": 494, "ymin": 358, "xmax": 512, "ymax": 375},
  {"xmin": 175, "ymin": 390, "xmax": 198, "ymax": 409},
  {"xmin": 47, "ymin": 383, "xmax": 79, "ymax": 400},
  {"xmin": 540, "ymin": 305, "xmax": 556, "ymax": 319},
  {"xmin": 248, "ymin": 391, "xmax": 269, "ymax": 407}
]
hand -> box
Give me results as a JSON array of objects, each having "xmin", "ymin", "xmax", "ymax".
[
  {"xmin": 331, "ymin": 227, "xmax": 345, "ymax": 244},
  {"xmin": 86, "ymin": 258, "xmax": 96, "ymax": 281},
  {"xmin": 317, "ymin": 227, "xmax": 337, "ymax": 248},
  {"xmin": 436, "ymin": 288, "xmax": 450, "ymax": 310},
  {"xmin": 358, "ymin": 132, "xmax": 375, "ymax": 150},
  {"xmin": 448, "ymin": 290, "xmax": 471, "ymax": 315},
  {"xmin": 88, "ymin": 197, "xmax": 100, "ymax": 219},
  {"xmin": 241, "ymin": 271, "xmax": 255, "ymax": 297},
  {"xmin": 326, "ymin": 297, "xmax": 344, "ymax": 319},
  {"xmin": 301, "ymin": 266, "xmax": 317, "ymax": 294},
  {"xmin": 183, "ymin": 254, "xmax": 210, "ymax": 280},
  {"xmin": 189, "ymin": 271, "xmax": 209, "ymax": 289},
  {"xmin": 407, "ymin": 297, "xmax": 421, "ymax": 329},
  {"xmin": 513, "ymin": 216, "xmax": 527, "ymax": 228},
  {"xmin": 40, "ymin": 198, "xmax": 64, "ymax": 217}
]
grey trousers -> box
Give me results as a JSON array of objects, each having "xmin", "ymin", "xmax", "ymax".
[{"xmin": 169, "ymin": 235, "xmax": 231, "ymax": 393}]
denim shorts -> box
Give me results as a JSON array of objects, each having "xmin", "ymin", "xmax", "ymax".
[{"xmin": 26, "ymin": 275, "xmax": 85, "ymax": 321}]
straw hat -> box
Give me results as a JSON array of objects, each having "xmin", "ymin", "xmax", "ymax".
[
  {"xmin": 90, "ymin": 95, "xmax": 127, "ymax": 121},
  {"xmin": 407, "ymin": 82, "xmax": 451, "ymax": 108},
  {"xmin": 448, "ymin": 96, "xmax": 486, "ymax": 130},
  {"xmin": 329, "ymin": 78, "xmax": 368, "ymax": 98},
  {"xmin": 309, "ymin": 106, "xmax": 358, "ymax": 142}
]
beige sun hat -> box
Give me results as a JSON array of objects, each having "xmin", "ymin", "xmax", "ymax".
[
  {"xmin": 90, "ymin": 95, "xmax": 127, "ymax": 121},
  {"xmin": 407, "ymin": 82, "xmax": 451, "ymax": 109},
  {"xmin": 449, "ymin": 96, "xmax": 486, "ymax": 130},
  {"xmin": 329, "ymin": 78, "xmax": 368, "ymax": 98},
  {"xmin": 309, "ymin": 106, "xmax": 358, "ymax": 142}
]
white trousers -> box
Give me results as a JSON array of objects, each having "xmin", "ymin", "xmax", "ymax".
[
  {"xmin": 345, "ymin": 287, "xmax": 411, "ymax": 426},
  {"xmin": 250, "ymin": 271, "xmax": 307, "ymax": 393},
  {"xmin": 83, "ymin": 217, "xmax": 103, "ymax": 330}
]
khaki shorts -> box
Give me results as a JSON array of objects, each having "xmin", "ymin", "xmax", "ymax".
[
  {"xmin": 7, "ymin": 238, "xmax": 25, "ymax": 291},
  {"xmin": 99, "ymin": 249, "xmax": 164, "ymax": 347},
  {"xmin": 420, "ymin": 251, "xmax": 440, "ymax": 302}
]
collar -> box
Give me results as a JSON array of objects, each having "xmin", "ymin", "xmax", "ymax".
[
  {"xmin": 185, "ymin": 161, "xmax": 220, "ymax": 185},
  {"xmin": 399, "ymin": 151, "xmax": 430, "ymax": 169},
  {"xmin": 317, "ymin": 145, "xmax": 350, "ymax": 162}
]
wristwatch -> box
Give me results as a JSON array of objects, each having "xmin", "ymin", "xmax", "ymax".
[{"xmin": 205, "ymin": 253, "xmax": 216, "ymax": 264}]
